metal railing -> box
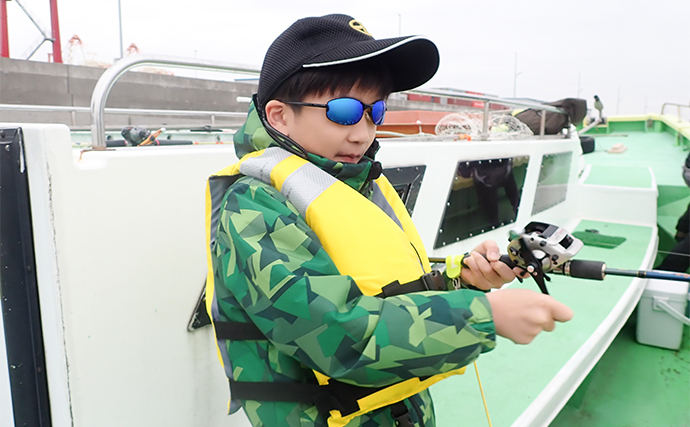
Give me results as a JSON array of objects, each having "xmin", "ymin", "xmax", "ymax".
[
  {"xmin": 407, "ymin": 88, "xmax": 566, "ymax": 138},
  {"xmin": 661, "ymin": 102, "xmax": 690, "ymax": 120},
  {"xmin": 0, "ymin": 104, "xmax": 247, "ymax": 128},
  {"xmin": 5, "ymin": 54, "xmax": 570, "ymax": 146},
  {"xmin": 90, "ymin": 55, "xmax": 260, "ymax": 147}
]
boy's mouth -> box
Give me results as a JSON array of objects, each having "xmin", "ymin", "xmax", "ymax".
[{"xmin": 335, "ymin": 153, "xmax": 362, "ymax": 163}]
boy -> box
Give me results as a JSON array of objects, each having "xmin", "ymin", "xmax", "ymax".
[{"xmin": 206, "ymin": 14, "xmax": 572, "ymax": 427}]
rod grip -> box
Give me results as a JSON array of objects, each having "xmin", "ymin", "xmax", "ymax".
[{"xmin": 567, "ymin": 260, "xmax": 606, "ymax": 280}]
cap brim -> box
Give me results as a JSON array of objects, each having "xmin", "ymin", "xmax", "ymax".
[{"xmin": 303, "ymin": 36, "xmax": 439, "ymax": 93}]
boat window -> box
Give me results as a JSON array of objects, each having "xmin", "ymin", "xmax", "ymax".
[
  {"xmin": 532, "ymin": 152, "xmax": 572, "ymax": 215},
  {"xmin": 434, "ymin": 156, "xmax": 529, "ymax": 248},
  {"xmin": 383, "ymin": 165, "xmax": 426, "ymax": 215}
]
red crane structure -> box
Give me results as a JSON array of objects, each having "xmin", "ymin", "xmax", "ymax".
[{"xmin": 0, "ymin": 0, "xmax": 63, "ymax": 62}]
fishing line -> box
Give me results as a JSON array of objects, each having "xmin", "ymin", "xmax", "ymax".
[
  {"xmin": 474, "ymin": 361, "xmax": 493, "ymax": 427},
  {"xmin": 656, "ymin": 250, "xmax": 690, "ymax": 258}
]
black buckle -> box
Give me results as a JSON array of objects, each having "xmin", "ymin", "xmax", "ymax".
[
  {"xmin": 390, "ymin": 401, "xmax": 414, "ymax": 427},
  {"xmin": 421, "ymin": 270, "xmax": 445, "ymax": 291}
]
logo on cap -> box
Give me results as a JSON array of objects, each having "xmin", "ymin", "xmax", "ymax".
[{"xmin": 348, "ymin": 20, "xmax": 372, "ymax": 36}]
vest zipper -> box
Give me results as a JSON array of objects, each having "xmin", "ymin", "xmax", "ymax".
[{"xmin": 409, "ymin": 242, "xmax": 426, "ymax": 272}]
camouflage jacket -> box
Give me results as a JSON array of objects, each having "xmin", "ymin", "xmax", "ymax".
[{"xmin": 209, "ymin": 103, "xmax": 497, "ymax": 427}]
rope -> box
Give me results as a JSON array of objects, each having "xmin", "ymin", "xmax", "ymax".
[{"xmin": 474, "ymin": 361, "xmax": 492, "ymax": 427}]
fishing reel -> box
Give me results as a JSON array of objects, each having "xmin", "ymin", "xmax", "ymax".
[
  {"xmin": 501, "ymin": 221, "xmax": 690, "ymax": 294},
  {"xmin": 121, "ymin": 126, "xmax": 165, "ymax": 146},
  {"xmin": 501, "ymin": 222, "xmax": 584, "ymax": 294},
  {"xmin": 121, "ymin": 126, "xmax": 151, "ymax": 146},
  {"xmin": 430, "ymin": 221, "xmax": 690, "ymax": 294}
]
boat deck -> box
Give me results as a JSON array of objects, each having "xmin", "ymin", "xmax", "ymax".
[
  {"xmin": 432, "ymin": 220, "xmax": 655, "ymax": 426},
  {"xmin": 431, "ymin": 122, "xmax": 690, "ymax": 426},
  {"xmin": 553, "ymin": 318, "xmax": 690, "ymax": 426},
  {"xmin": 583, "ymin": 126, "xmax": 689, "ymax": 260},
  {"xmin": 553, "ymin": 124, "xmax": 690, "ymax": 426}
]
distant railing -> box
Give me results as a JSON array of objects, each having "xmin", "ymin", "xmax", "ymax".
[
  {"xmin": 88, "ymin": 55, "xmax": 569, "ymax": 146},
  {"xmin": 407, "ymin": 88, "xmax": 566, "ymax": 138},
  {"xmin": 4, "ymin": 54, "xmax": 570, "ymax": 146},
  {"xmin": 661, "ymin": 102, "xmax": 690, "ymax": 120},
  {"xmin": 0, "ymin": 104, "xmax": 247, "ymax": 127}
]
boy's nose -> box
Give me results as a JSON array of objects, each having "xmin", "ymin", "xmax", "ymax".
[{"xmin": 347, "ymin": 116, "xmax": 375, "ymax": 144}]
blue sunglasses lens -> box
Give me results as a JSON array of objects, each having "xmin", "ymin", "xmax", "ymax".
[
  {"xmin": 326, "ymin": 98, "xmax": 363, "ymax": 125},
  {"xmin": 325, "ymin": 98, "xmax": 386, "ymax": 126},
  {"xmin": 371, "ymin": 100, "xmax": 386, "ymax": 125}
]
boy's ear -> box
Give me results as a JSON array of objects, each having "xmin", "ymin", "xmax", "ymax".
[{"xmin": 264, "ymin": 100, "xmax": 291, "ymax": 135}]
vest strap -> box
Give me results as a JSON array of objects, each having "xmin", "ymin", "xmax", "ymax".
[
  {"xmin": 377, "ymin": 270, "xmax": 445, "ymax": 298},
  {"xmin": 214, "ymin": 320, "xmax": 264, "ymax": 340},
  {"xmin": 229, "ymin": 379, "xmax": 391, "ymax": 417}
]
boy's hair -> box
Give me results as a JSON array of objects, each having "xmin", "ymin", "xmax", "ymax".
[{"xmin": 271, "ymin": 61, "xmax": 394, "ymax": 109}]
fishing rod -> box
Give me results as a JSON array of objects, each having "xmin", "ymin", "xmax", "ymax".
[{"xmin": 429, "ymin": 221, "xmax": 690, "ymax": 295}]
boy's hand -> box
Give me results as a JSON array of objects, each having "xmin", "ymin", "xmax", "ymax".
[
  {"xmin": 460, "ymin": 240, "xmax": 526, "ymax": 290},
  {"xmin": 486, "ymin": 288, "xmax": 573, "ymax": 344}
]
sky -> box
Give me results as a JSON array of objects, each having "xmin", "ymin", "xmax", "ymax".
[{"xmin": 6, "ymin": 0, "xmax": 690, "ymax": 117}]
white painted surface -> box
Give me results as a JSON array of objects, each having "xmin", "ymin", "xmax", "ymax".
[
  {"xmin": 19, "ymin": 123, "xmax": 250, "ymax": 427},
  {"xmin": 575, "ymin": 166, "xmax": 658, "ymax": 227}
]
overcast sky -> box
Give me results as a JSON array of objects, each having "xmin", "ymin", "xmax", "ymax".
[{"xmin": 7, "ymin": 0, "xmax": 690, "ymax": 116}]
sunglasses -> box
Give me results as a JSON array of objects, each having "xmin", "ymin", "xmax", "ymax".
[{"xmin": 280, "ymin": 97, "xmax": 387, "ymax": 126}]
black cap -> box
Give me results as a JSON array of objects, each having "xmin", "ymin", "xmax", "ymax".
[{"xmin": 257, "ymin": 14, "xmax": 440, "ymax": 110}]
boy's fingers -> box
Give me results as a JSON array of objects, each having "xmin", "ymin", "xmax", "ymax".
[
  {"xmin": 513, "ymin": 267, "xmax": 530, "ymax": 278},
  {"xmin": 491, "ymin": 261, "xmax": 516, "ymax": 282},
  {"xmin": 550, "ymin": 300, "xmax": 574, "ymax": 322},
  {"xmin": 473, "ymin": 252, "xmax": 507, "ymax": 287},
  {"xmin": 544, "ymin": 320, "xmax": 556, "ymax": 332},
  {"xmin": 472, "ymin": 251, "xmax": 495, "ymax": 276},
  {"xmin": 462, "ymin": 254, "xmax": 495, "ymax": 289},
  {"xmin": 474, "ymin": 240, "xmax": 501, "ymax": 262}
]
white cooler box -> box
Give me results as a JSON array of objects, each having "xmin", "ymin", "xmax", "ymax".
[{"xmin": 636, "ymin": 278, "xmax": 690, "ymax": 350}]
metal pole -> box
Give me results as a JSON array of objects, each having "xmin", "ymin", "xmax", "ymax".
[
  {"xmin": 90, "ymin": 54, "xmax": 260, "ymax": 147},
  {"xmin": 539, "ymin": 109, "xmax": 546, "ymax": 138},
  {"xmin": 49, "ymin": 0, "xmax": 62, "ymax": 63},
  {"xmin": 513, "ymin": 52, "xmax": 517, "ymax": 98},
  {"xmin": 481, "ymin": 101, "xmax": 490, "ymax": 140},
  {"xmin": 26, "ymin": 39, "xmax": 49, "ymax": 61},
  {"xmin": 0, "ymin": 0, "xmax": 8, "ymax": 58},
  {"xmin": 117, "ymin": 0, "xmax": 124, "ymax": 58}
]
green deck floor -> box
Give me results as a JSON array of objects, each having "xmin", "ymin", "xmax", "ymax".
[
  {"xmin": 551, "ymin": 124, "xmax": 690, "ymax": 427},
  {"xmin": 552, "ymin": 314, "xmax": 690, "ymax": 427},
  {"xmin": 582, "ymin": 130, "xmax": 687, "ymax": 188}
]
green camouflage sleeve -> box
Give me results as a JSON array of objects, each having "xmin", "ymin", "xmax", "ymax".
[{"xmin": 214, "ymin": 176, "xmax": 496, "ymax": 388}]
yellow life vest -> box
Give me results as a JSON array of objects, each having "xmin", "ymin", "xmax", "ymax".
[{"xmin": 205, "ymin": 147, "xmax": 465, "ymax": 427}]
